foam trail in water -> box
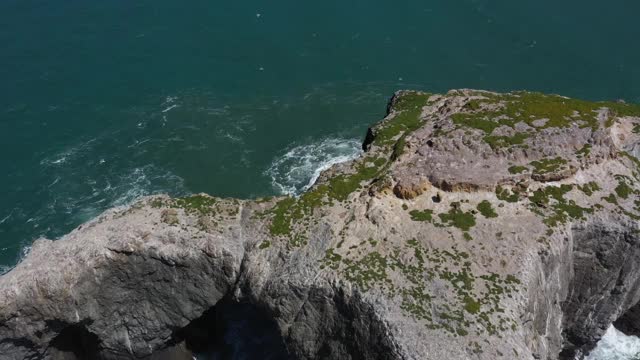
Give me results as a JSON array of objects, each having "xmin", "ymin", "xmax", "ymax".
[
  {"xmin": 0, "ymin": 212, "xmax": 11, "ymax": 225},
  {"xmin": 266, "ymin": 138, "xmax": 362, "ymax": 196},
  {"xmin": 587, "ymin": 326, "xmax": 640, "ymax": 360},
  {"xmin": 161, "ymin": 104, "xmax": 179, "ymax": 113}
]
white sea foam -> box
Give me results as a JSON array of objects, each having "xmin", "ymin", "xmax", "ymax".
[
  {"xmin": 0, "ymin": 212, "xmax": 11, "ymax": 225},
  {"xmin": 587, "ymin": 326, "xmax": 640, "ymax": 360},
  {"xmin": 18, "ymin": 245, "xmax": 32, "ymax": 261},
  {"xmin": 41, "ymin": 138, "xmax": 97, "ymax": 167},
  {"xmin": 47, "ymin": 177, "xmax": 61, "ymax": 188},
  {"xmin": 221, "ymin": 132, "xmax": 243, "ymax": 143},
  {"xmin": 128, "ymin": 138, "xmax": 151, "ymax": 148},
  {"xmin": 107, "ymin": 166, "xmax": 186, "ymax": 208},
  {"xmin": 161, "ymin": 104, "xmax": 179, "ymax": 113},
  {"xmin": 163, "ymin": 96, "xmax": 178, "ymax": 104},
  {"xmin": 266, "ymin": 138, "xmax": 362, "ymax": 196}
]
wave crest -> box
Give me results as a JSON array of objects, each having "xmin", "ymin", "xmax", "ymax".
[
  {"xmin": 266, "ymin": 138, "xmax": 362, "ymax": 196},
  {"xmin": 587, "ymin": 326, "xmax": 640, "ymax": 360}
]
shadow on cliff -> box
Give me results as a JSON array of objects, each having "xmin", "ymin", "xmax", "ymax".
[
  {"xmin": 42, "ymin": 299, "xmax": 289, "ymax": 360},
  {"xmin": 174, "ymin": 297, "xmax": 290, "ymax": 360},
  {"xmin": 46, "ymin": 321, "xmax": 101, "ymax": 360},
  {"xmin": 560, "ymin": 221, "xmax": 640, "ymax": 359}
]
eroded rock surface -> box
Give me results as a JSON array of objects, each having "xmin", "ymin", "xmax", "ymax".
[{"xmin": 2, "ymin": 90, "xmax": 640, "ymax": 360}]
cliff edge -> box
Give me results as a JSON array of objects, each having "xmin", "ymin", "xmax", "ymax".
[{"xmin": 2, "ymin": 90, "xmax": 640, "ymax": 360}]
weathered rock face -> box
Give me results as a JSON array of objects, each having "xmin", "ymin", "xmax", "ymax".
[{"xmin": 1, "ymin": 89, "xmax": 640, "ymax": 360}]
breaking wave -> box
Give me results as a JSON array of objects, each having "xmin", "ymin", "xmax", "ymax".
[
  {"xmin": 588, "ymin": 326, "xmax": 640, "ymax": 360},
  {"xmin": 266, "ymin": 138, "xmax": 362, "ymax": 196}
]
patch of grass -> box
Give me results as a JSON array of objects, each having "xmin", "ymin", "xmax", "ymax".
[
  {"xmin": 268, "ymin": 197, "xmax": 298, "ymax": 236},
  {"xmin": 508, "ymin": 165, "xmax": 528, "ymax": 174},
  {"xmin": 603, "ymin": 193, "xmax": 618, "ymax": 204},
  {"xmin": 325, "ymin": 248, "xmax": 342, "ymax": 263},
  {"xmin": 544, "ymin": 202, "xmax": 593, "ymax": 227},
  {"xmin": 505, "ymin": 275, "xmax": 521, "ymax": 284},
  {"xmin": 529, "ymin": 157, "xmax": 568, "ymax": 176},
  {"xmin": 326, "ymin": 162, "xmax": 379, "ymax": 201},
  {"xmin": 259, "ymin": 241, "xmax": 271, "ymax": 249},
  {"xmin": 615, "ymin": 176, "xmax": 634, "ymax": 199},
  {"xmin": 392, "ymin": 136, "xmax": 407, "ymax": 160},
  {"xmin": 496, "ymin": 186, "xmax": 519, "ymax": 203},
  {"xmin": 477, "ymin": 200, "xmax": 498, "ymax": 218},
  {"xmin": 529, "ymin": 184, "xmax": 572, "ymax": 206},
  {"xmin": 451, "ymin": 92, "xmax": 605, "ymax": 135},
  {"xmin": 463, "ymin": 296, "xmax": 481, "ymax": 314},
  {"xmin": 452, "ymin": 116, "xmax": 502, "ymax": 134},
  {"xmin": 528, "ymin": 185, "xmax": 594, "ymax": 227},
  {"xmin": 578, "ymin": 182, "xmax": 600, "ymax": 196},
  {"xmin": 152, "ymin": 194, "xmax": 220, "ymax": 216},
  {"xmin": 371, "ymin": 92, "xmax": 432, "ymax": 147},
  {"xmin": 451, "ymin": 92, "xmax": 640, "ymax": 151},
  {"xmin": 438, "ymin": 204, "xmax": 476, "ymax": 231},
  {"xmin": 409, "ymin": 209, "xmax": 434, "ymax": 222},
  {"xmin": 174, "ymin": 195, "xmax": 218, "ymax": 215},
  {"xmin": 343, "ymin": 252, "xmax": 389, "ymax": 291},
  {"xmin": 484, "ymin": 132, "xmax": 529, "ymax": 149},
  {"xmin": 576, "ymin": 144, "xmax": 592, "ymax": 158}
]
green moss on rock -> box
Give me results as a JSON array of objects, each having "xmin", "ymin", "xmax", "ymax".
[
  {"xmin": 409, "ymin": 209, "xmax": 434, "ymax": 222},
  {"xmin": 477, "ymin": 200, "xmax": 498, "ymax": 218},
  {"xmin": 438, "ymin": 205, "xmax": 476, "ymax": 231},
  {"xmin": 578, "ymin": 182, "xmax": 600, "ymax": 196},
  {"xmin": 371, "ymin": 92, "xmax": 432, "ymax": 147},
  {"xmin": 259, "ymin": 241, "xmax": 271, "ymax": 249},
  {"xmin": 528, "ymin": 185, "xmax": 594, "ymax": 227},
  {"xmin": 530, "ymin": 157, "xmax": 568, "ymax": 176},
  {"xmin": 496, "ymin": 186, "xmax": 520, "ymax": 203},
  {"xmin": 508, "ymin": 165, "xmax": 528, "ymax": 174},
  {"xmin": 615, "ymin": 176, "xmax": 634, "ymax": 199}
]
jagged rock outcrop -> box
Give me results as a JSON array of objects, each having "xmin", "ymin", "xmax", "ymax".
[{"xmin": 2, "ymin": 90, "xmax": 640, "ymax": 360}]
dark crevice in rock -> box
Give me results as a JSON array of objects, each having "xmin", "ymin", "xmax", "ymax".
[
  {"xmin": 362, "ymin": 128, "xmax": 375, "ymax": 151},
  {"xmin": 172, "ymin": 297, "xmax": 290, "ymax": 360},
  {"xmin": 45, "ymin": 322, "xmax": 101, "ymax": 360}
]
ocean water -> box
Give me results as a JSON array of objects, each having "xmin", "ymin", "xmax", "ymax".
[{"xmin": 1, "ymin": 0, "xmax": 640, "ymax": 358}]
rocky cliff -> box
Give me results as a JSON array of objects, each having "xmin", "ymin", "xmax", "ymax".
[{"xmin": 2, "ymin": 90, "xmax": 640, "ymax": 360}]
